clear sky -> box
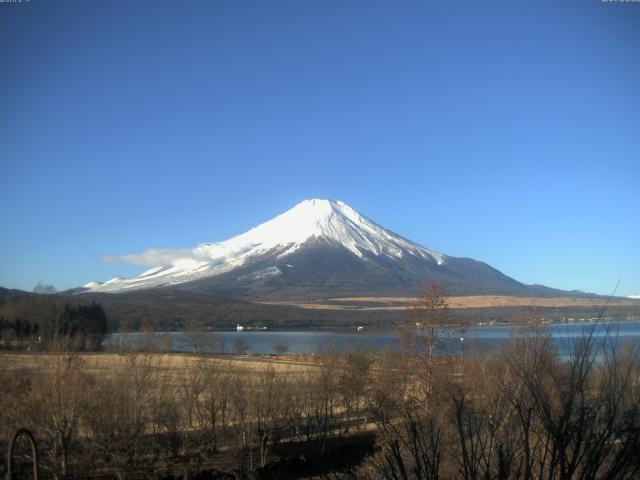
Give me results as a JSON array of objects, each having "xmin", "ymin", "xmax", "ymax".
[{"xmin": 1, "ymin": 0, "xmax": 638, "ymax": 296}]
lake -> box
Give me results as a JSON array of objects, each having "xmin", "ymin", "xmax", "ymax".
[{"xmin": 105, "ymin": 321, "xmax": 640, "ymax": 356}]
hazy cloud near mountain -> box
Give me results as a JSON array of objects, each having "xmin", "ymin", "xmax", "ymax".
[{"xmin": 102, "ymin": 248, "xmax": 202, "ymax": 266}]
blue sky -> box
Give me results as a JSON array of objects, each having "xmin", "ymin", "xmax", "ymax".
[{"xmin": 1, "ymin": 0, "xmax": 638, "ymax": 296}]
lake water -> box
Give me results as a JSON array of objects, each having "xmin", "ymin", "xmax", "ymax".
[{"xmin": 105, "ymin": 321, "xmax": 640, "ymax": 356}]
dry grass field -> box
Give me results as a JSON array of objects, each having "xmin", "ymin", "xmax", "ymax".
[
  {"xmin": 259, "ymin": 294, "xmax": 640, "ymax": 311},
  {"xmin": 0, "ymin": 351, "xmax": 316, "ymax": 379}
]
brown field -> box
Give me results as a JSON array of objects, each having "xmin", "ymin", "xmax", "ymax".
[
  {"xmin": 2, "ymin": 331, "xmax": 640, "ymax": 479},
  {"xmin": 258, "ymin": 295, "xmax": 640, "ymax": 311},
  {"xmin": 0, "ymin": 351, "xmax": 316, "ymax": 378}
]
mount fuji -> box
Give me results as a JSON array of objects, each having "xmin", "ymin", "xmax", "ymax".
[{"xmin": 82, "ymin": 199, "xmax": 565, "ymax": 299}]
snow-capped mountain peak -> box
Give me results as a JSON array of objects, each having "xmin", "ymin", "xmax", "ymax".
[
  {"xmin": 197, "ymin": 198, "xmax": 443, "ymax": 262},
  {"xmin": 84, "ymin": 199, "xmax": 444, "ymax": 293}
]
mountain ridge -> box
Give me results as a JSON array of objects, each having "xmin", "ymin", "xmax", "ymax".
[{"xmin": 81, "ymin": 199, "xmax": 593, "ymax": 299}]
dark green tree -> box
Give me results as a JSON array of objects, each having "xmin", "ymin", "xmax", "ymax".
[{"xmin": 58, "ymin": 302, "xmax": 109, "ymax": 350}]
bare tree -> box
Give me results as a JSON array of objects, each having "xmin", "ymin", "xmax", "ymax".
[
  {"xmin": 338, "ymin": 350, "xmax": 373, "ymax": 433},
  {"xmin": 273, "ymin": 343, "xmax": 288, "ymax": 356},
  {"xmin": 84, "ymin": 352, "xmax": 162, "ymax": 479},
  {"xmin": 196, "ymin": 358, "xmax": 233, "ymax": 452},
  {"xmin": 33, "ymin": 282, "xmax": 57, "ymax": 294},
  {"xmin": 180, "ymin": 357, "xmax": 205, "ymax": 430},
  {"xmin": 233, "ymin": 337, "xmax": 250, "ymax": 355},
  {"xmin": 247, "ymin": 366, "xmax": 289, "ymax": 467},
  {"xmin": 184, "ymin": 318, "xmax": 208, "ymax": 354},
  {"xmin": 20, "ymin": 345, "xmax": 92, "ymax": 479},
  {"xmin": 398, "ymin": 283, "xmax": 456, "ymax": 406},
  {"xmin": 405, "ymin": 283, "xmax": 450, "ymax": 360},
  {"xmin": 310, "ymin": 349, "xmax": 340, "ymax": 452}
]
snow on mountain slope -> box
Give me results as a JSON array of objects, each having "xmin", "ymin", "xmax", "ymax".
[{"xmin": 84, "ymin": 199, "xmax": 445, "ymax": 293}]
